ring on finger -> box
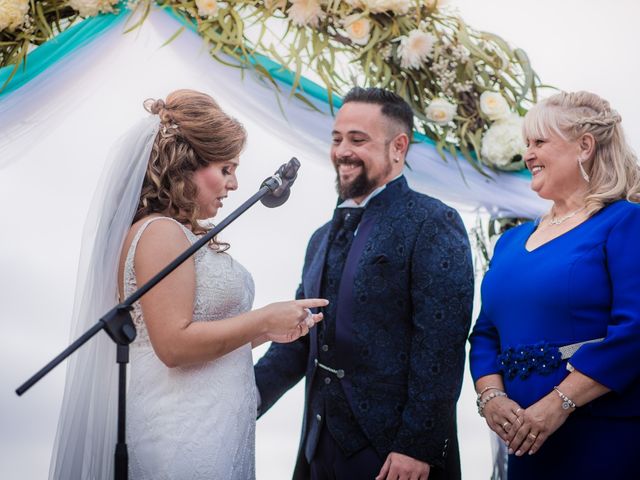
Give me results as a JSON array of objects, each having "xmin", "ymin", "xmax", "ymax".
[
  {"xmin": 502, "ymin": 421, "xmax": 510, "ymax": 431},
  {"xmin": 304, "ymin": 308, "xmax": 315, "ymax": 328},
  {"xmin": 528, "ymin": 433, "xmax": 537, "ymax": 440}
]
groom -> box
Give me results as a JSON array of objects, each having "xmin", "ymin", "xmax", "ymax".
[{"xmin": 254, "ymin": 87, "xmax": 473, "ymax": 480}]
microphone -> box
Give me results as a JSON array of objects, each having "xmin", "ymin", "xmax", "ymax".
[{"xmin": 260, "ymin": 157, "xmax": 301, "ymax": 208}]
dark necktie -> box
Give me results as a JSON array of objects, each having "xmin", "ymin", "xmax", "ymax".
[
  {"xmin": 332, "ymin": 207, "xmax": 365, "ymax": 247},
  {"xmin": 320, "ymin": 206, "xmax": 365, "ymax": 346}
]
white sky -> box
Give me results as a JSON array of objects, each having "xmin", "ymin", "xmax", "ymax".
[{"xmin": 1, "ymin": 1, "xmax": 638, "ymax": 479}]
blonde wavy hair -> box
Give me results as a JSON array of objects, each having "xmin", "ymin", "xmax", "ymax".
[
  {"xmin": 523, "ymin": 91, "xmax": 640, "ymax": 214},
  {"xmin": 134, "ymin": 89, "xmax": 247, "ymax": 248}
]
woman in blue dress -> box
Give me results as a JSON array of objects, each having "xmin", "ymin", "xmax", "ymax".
[{"xmin": 469, "ymin": 91, "xmax": 640, "ymax": 479}]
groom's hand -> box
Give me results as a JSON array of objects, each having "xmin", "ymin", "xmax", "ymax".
[{"xmin": 375, "ymin": 452, "xmax": 430, "ymax": 480}]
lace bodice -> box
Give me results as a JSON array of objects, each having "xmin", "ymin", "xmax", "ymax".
[
  {"xmin": 123, "ymin": 216, "xmax": 255, "ymax": 347},
  {"xmin": 124, "ymin": 216, "xmax": 258, "ymax": 479}
]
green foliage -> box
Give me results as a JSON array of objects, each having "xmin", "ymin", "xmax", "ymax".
[{"xmin": 1, "ymin": 0, "xmax": 547, "ymax": 172}]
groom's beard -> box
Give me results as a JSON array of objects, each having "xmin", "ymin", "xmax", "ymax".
[{"xmin": 335, "ymin": 159, "xmax": 384, "ymax": 200}]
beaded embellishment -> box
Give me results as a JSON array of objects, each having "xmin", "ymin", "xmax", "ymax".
[{"xmin": 498, "ymin": 341, "xmax": 562, "ymax": 380}]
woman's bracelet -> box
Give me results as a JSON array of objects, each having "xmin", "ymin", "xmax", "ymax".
[
  {"xmin": 553, "ymin": 386, "xmax": 577, "ymax": 410},
  {"xmin": 476, "ymin": 385, "xmax": 502, "ymax": 400},
  {"xmin": 477, "ymin": 390, "xmax": 507, "ymax": 417}
]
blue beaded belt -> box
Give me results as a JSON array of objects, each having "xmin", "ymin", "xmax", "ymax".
[{"xmin": 498, "ymin": 338, "xmax": 603, "ymax": 380}]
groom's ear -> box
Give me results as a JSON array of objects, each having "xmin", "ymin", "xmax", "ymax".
[{"xmin": 390, "ymin": 132, "xmax": 409, "ymax": 160}]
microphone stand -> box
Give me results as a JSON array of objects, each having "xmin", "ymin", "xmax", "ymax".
[{"xmin": 15, "ymin": 171, "xmax": 287, "ymax": 480}]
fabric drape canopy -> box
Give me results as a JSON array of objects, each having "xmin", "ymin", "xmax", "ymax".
[{"xmin": 0, "ymin": 6, "xmax": 548, "ymax": 219}]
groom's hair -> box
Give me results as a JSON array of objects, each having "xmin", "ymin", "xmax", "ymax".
[{"xmin": 342, "ymin": 87, "xmax": 414, "ymax": 140}]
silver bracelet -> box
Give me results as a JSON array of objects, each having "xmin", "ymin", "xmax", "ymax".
[
  {"xmin": 553, "ymin": 386, "xmax": 577, "ymax": 410},
  {"xmin": 476, "ymin": 385, "xmax": 502, "ymax": 401},
  {"xmin": 477, "ymin": 390, "xmax": 507, "ymax": 417}
]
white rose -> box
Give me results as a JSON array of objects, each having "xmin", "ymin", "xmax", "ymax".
[
  {"xmin": 287, "ymin": 0, "xmax": 325, "ymax": 28},
  {"xmin": 397, "ymin": 29, "xmax": 437, "ymax": 70},
  {"xmin": 343, "ymin": 14, "xmax": 371, "ymax": 46},
  {"xmin": 481, "ymin": 114, "xmax": 526, "ymax": 169},
  {"xmin": 480, "ymin": 91, "xmax": 511, "ymax": 121},
  {"xmin": 68, "ymin": 0, "xmax": 118, "ymax": 18},
  {"xmin": 0, "ymin": 0, "xmax": 29, "ymax": 31},
  {"xmin": 426, "ymin": 98, "xmax": 457, "ymax": 125},
  {"xmin": 196, "ymin": 0, "xmax": 219, "ymax": 17}
]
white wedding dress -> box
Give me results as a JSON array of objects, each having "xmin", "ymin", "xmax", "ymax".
[{"xmin": 124, "ymin": 217, "xmax": 257, "ymax": 479}]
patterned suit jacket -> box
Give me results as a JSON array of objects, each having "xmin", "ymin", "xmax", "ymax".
[{"xmin": 254, "ymin": 177, "xmax": 474, "ymax": 479}]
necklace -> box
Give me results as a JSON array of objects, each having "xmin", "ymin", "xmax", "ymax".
[{"xmin": 548, "ymin": 206, "xmax": 586, "ymax": 225}]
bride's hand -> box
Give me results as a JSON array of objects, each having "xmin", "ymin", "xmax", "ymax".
[{"xmin": 260, "ymin": 298, "xmax": 327, "ymax": 343}]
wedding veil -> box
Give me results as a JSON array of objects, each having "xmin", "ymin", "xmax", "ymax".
[{"xmin": 49, "ymin": 115, "xmax": 159, "ymax": 479}]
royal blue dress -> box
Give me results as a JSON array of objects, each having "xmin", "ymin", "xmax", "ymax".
[{"xmin": 469, "ymin": 200, "xmax": 640, "ymax": 479}]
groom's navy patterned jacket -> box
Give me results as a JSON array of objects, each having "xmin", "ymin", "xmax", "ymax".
[{"xmin": 255, "ymin": 177, "xmax": 473, "ymax": 479}]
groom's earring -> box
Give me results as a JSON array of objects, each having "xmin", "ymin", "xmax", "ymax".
[{"xmin": 578, "ymin": 158, "xmax": 590, "ymax": 183}]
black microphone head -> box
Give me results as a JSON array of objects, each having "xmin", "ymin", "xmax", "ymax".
[
  {"xmin": 260, "ymin": 158, "xmax": 300, "ymax": 208},
  {"xmin": 281, "ymin": 157, "xmax": 300, "ymax": 181}
]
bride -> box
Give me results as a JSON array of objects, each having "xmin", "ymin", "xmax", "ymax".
[{"xmin": 49, "ymin": 89, "xmax": 327, "ymax": 479}]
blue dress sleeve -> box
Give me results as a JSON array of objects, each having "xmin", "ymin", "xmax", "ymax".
[
  {"xmin": 570, "ymin": 205, "xmax": 640, "ymax": 393},
  {"xmin": 468, "ymin": 227, "xmax": 522, "ymax": 383},
  {"xmin": 469, "ymin": 308, "xmax": 501, "ymax": 382}
]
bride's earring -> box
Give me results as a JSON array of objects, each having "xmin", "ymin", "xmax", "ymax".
[{"xmin": 578, "ymin": 158, "xmax": 590, "ymax": 183}]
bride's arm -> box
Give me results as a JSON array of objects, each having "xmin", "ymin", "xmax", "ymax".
[{"xmin": 135, "ymin": 220, "xmax": 325, "ymax": 367}]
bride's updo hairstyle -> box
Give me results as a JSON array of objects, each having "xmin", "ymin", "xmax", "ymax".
[
  {"xmin": 523, "ymin": 91, "xmax": 640, "ymax": 214},
  {"xmin": 134, "ymin": 89, "xmax": 246, "ymax": 236}
]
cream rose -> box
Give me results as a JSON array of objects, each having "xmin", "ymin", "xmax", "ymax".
[
  {"xmin": 397, "ymin": 29, "xmax": 436, "ymax": 70},
  {"xmin": 0, "ymin": 0, "xmax": 29, "ymax": 31},
  {"xmin": 68, "ymin": 0, "xmax": 118, "ymax": 18},
  {"xmin": 480, "ymin": 91, "xmax": 511, "ymax": 121},
  {"xmin": 426, "ymin": 98, "xmax": 457, "ymax": 125},
  {"xmin": 343, "ymin": 14, "xmax": 371, "ymax": 46},
  {"xmin": 196, "ymin": 0, "xmax": 219, "ymax": 17},
  {"xmin": 287, "ymin": 0, "xmax": 325, "ymax": 28}
]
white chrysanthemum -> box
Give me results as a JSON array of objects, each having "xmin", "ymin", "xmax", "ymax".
[
  {"xmin": 0, "ymin": 0, "xmax": 29, "ymax": 31},
  {"xmin": 426, "ymin": 98, "xmax": 457, "ymax": 125},
  {"xmin": 287, "ymin": 0, "xmax": 325, "ymax": 27},
  {"xmin": 68, "ymin": 0, "xmax": 118, "ymax": 18},
  {"xmin": 397, "ymin": 29, "xmax": 436, "ymax": 69},
  {"xmin": 481, "ymin": 114, "xmax": 526, "ymax": 169},
  {"xmin": 196, "ymin": 0, "xmax": 219, "ymax": 17},
  {"xmin": 480, "ymin": 91, "xmax": 511, "ymax": 121},
  {"xmin": 343, "ymin": 14, "xmax": 371, "ymax": 46}
]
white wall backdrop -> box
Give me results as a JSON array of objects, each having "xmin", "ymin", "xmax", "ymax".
[{"xmin": 1, "ymin": 1, "xmax": 638, "ymax": 479}]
